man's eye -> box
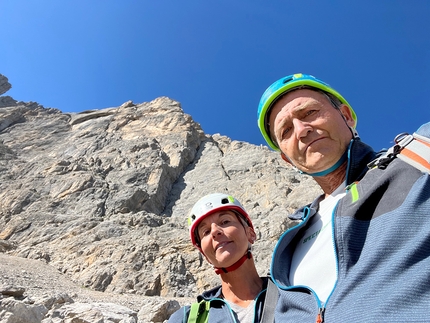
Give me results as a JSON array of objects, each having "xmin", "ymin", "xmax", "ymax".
[
  {"xmin": 305, "ymin": 110, "xmax": 316, "ymax": 117},
  {"xmin": 281, "ymin": 127, "xmax": 292, "ymax": 139}
]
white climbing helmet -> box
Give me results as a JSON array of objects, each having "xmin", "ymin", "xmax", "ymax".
[{"xmin": 188, "ymin": 193, "xmax": 254, "ymax": 252}]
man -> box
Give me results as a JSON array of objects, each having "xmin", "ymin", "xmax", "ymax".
[{"xmin": 257, "ymin": 73, "xmax": 430, "ymax": 322}]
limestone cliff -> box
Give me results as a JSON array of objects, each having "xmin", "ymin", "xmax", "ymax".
[{"xmin": 0, "ymin": 74, "xmax": 321, "ymax": 322}]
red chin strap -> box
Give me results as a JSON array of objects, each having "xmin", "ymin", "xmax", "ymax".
[{"xmin": 214, "ymin": 250, "xmax": 252, "ymax": 275}]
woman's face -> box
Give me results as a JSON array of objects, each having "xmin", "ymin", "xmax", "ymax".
[{"xmin": 197, "ymin": 210, "xmax": 255, "ymax": 268}]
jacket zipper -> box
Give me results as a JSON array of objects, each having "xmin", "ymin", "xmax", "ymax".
[{"xmin": 316, "ymin": 307, "xmax": 325, "ymax": 323}]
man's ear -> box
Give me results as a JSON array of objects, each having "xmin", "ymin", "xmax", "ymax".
[
  {"xmin": 339, "ymin": 105, "xmax": 356, "ymax": 128},
  {"xmin": 281, "ymin": 152, "xmax": 292, "ymax": 165}
]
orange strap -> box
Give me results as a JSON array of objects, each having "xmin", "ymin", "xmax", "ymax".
[
  {"xmin": 401, "ymin": 148, "xmax": 430, "ymax": 171},
  {"xmin": 400, "ymin": 137, "xmax": 430, "ymax": 172}
]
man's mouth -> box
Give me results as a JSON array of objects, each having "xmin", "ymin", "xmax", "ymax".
[{"xmin": 306, "ymin": 137, "xmax": 325, "ymax": 151}]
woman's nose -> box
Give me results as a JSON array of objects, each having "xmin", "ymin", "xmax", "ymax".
[{"xmin": 210, "ymin": 223, "xmax": 222, "ymax": 237}]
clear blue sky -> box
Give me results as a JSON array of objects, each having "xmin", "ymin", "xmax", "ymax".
[{"xmin": 1, "ymin": 1, "xmax": 429, "ymax": 150}]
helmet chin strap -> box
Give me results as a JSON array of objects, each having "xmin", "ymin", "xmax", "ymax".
[
  {"xmin": 302, "ymin": 111, "xmax": 357, "ymax": 177},
  {"xmin": 214, "ymin": 249, "xmax": 252, "ymax": 275},
  {"xmin": 300, "ymin": 148, "xmax": 348, "ymax": 177},
  {"xmin": 296, "ymin": 139, "xmax": 354, "ymax": 177}
]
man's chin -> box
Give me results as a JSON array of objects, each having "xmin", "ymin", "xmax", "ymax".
[
  {"xmin": 298, "ymin": 161, "xmax": 335, "ymax": 174},
  {"xmin": 299, "ymin": 153, "xmax": 342, "ymax": 173}
]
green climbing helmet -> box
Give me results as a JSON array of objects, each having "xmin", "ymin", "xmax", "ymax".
[{"xmin": 257, "ymin": 73, "xmax": 358, "ymax": 151}]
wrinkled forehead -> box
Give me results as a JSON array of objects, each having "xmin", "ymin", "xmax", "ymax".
[
  {"xmin": 271, "ymin": 88, "xmax": 330, "ymax": 115},
  {"xmin": 268, "ymin": 89, "xmax": 331, "ymax": 130}
]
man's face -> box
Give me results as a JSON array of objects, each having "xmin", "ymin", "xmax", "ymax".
[{"xmin": 268, "ymin": 89, "xmax": 355, "ymax": 174}]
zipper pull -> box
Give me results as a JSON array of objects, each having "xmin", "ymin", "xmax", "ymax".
[{"xmin": 316, "ymin": 307, "xmax": 325, "ymax": 323}]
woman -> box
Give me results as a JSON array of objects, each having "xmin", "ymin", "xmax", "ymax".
[{"xmin": 168, "ymin": 193, "xmax": 270, "ymax": 323}]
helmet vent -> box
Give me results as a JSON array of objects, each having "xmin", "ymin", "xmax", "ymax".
[
  {"xmin": 221, "ymin": 198, "xmax": 229, "ymax": 204},
  {"xmin": 283, "ymin": 76, "xmax": 293, "ymax": 84}
]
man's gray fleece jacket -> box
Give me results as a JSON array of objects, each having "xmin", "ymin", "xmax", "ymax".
[{"xmin": 271, "ymin": 123, "xmax": 430, "ymax": 322}]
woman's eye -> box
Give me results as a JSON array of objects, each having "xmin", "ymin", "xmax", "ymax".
[{"xmin": 200, "ymin": 228, "xmax": 210, "ymax": 237}]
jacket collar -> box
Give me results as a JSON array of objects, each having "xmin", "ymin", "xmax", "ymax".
[
  {"xmin": 197, "ymin": 277, "xmax": 269, "ymax": 302},
  {"xmin": 288, "ymin": 138, "xmax": 377, "ymax": 221},
  {"xmin": 345, "ymin": 138, "xmax": 377, "ymax": 185}
]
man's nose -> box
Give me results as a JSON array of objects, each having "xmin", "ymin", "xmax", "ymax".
[{"xmin": 293, "ymin": 119, "xmax": 312, "ymax": 139}]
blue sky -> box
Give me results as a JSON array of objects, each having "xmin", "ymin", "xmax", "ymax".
[{"xmin": 1, "ymin": 1, "xmax": 429, "ymax": 151}]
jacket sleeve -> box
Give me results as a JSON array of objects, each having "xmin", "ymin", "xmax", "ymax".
[
  {"xmin": 416, "ymin": 121, "xmax": 430, "ymax": 137},
  {"xmin": 167, "ymin": 305, "xmax": 190, "ymax": 323}
]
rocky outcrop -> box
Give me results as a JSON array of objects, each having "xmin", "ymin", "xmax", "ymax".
[
  {"xmin": 0, "ymin": 75, "xmax": 11, "ymax": 96},
  {"xmin": 0, "ymin": 75, "xmax": 321, "ymax": 322}
]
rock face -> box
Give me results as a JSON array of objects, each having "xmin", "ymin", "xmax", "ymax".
[{"xmin": 0, "ymin": 74, "xmax": 322, "ymax": 322}]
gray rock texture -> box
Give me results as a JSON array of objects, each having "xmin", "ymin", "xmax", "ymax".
[
  {"xmin": 0, "ymin": 75, "xmax": 321, "ymax": 322},
  {"xmin": 0, "ymin": 75, "xmax": 11, "ymax": 96}
]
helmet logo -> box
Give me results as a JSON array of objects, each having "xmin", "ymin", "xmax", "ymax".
[{"xmin": 203, "ymin": 202, "xmax": 213, "ymax": 211}]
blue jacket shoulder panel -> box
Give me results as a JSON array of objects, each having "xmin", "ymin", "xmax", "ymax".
[
  {"xmin": 416, "ymin": 121, "xmax": 430, "ymax": 137},
  {"xmin": 329, "ymin": 163, "xmax": 430, "ymax": 321},
  {"xmin": 168, "ymin": 306, "xmax": 189, "ymax": 323}
]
